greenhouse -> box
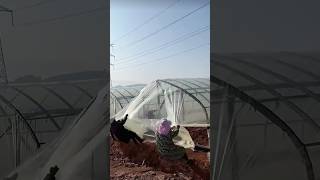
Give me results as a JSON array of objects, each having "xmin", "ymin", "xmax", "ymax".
[
  {"xmin": 211, "ymin": 52, "xmax": 320, "ymax": 180},
  {"xmin": 110, "ymin": 84, "xmax": 145, "ymax": 117},
  {"xmin": 0, "ymin": 79, "xmax": 105, "ymax": 178},
  {"xmin": 3, "ymin": 85, "xmax": 108, "ymax": 180},
  {"xmin": 114, "ymin": 78, "xmax": 210, "ymax": 149}
]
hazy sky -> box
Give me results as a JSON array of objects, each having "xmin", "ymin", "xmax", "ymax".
[
  {"xmin": 110, "ymin": 0, "xmax": 210, "ymax": 86},
  {"xmin": 0, "ymin": 0, "xmax": 107, "ymax": 81},
  {"xmin": 213, "ymin": 0, "xmax": 320, "ymax": 53}
]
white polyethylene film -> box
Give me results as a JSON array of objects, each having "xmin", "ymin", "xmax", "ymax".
[
  {"xmin": 115, "ymin": 79, "xmax": 210, "ymax": 149},
  {"xmin": 164, "ymin": 89, "xmax": 184, "ymax": 126},
  {"xmin": 3, "ymin": 86, "xmax": 107, "ymax": 180},
  {"xmin": 212, "ymin": 88, "xmax": 309, "ymax": 180},
  {"xmin": 212, "ymin": 54, "xmax": 320, "ymax": 180},
  {"xmin": 110, "ymin": 84, "xmax": 145, "ymax": 117}
]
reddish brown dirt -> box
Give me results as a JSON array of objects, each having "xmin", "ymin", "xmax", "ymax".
[
  {"xmin": 110, "ymin": 127, "xmax": 210, "ymax": 180},
  {"xmin": 186, "ymin": 127, "xmax": 209, "ymax": 146}
]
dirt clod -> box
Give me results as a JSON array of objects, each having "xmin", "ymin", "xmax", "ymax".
[{"xmin": 110, "ymin": 127, "xmax": 210, "ymax": 180}]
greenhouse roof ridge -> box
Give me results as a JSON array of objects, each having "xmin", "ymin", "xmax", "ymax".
[
  {"xmin": 156, "ymin": 77, "xmax": 209, "ymax": 81},
  {"xmin": 0, "ymin": 79, "xmax": 105, "ymax": 154},
  {"xmin": 2, "ymin": 78, "xmax": 106, "ymax": 87},
  {"xmin": 212, "ymin": 52, "xmax": 320, "ymax": 180}
]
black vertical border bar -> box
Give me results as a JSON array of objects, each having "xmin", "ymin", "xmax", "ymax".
[{"xmin": 106, "ymin": 0, "xmax": 111, "ymax": 179}]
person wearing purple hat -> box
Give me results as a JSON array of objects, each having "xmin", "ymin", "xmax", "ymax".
[{"xmin": 155, "ymin": 118, "xmax": 188, "ymax": 161}]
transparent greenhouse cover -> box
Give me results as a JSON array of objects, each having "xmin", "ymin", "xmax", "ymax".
[
  {"xmin": 0, "ymin": 79, "xmax": 105, "ymax": 177},
  {"xmin": 110, "ymin": 84, "xmax": 145, "ymax": 117},
  {"xmin": 3, "ymin": 86, "xmax": 107, "ymax": 180},
  {"xmin": 211, "ymin": 53, "xmax": 320, "ymax": 180},
  {"xmin": 114, "ymin": 78, "xmax": 210, "ymax": 149}
]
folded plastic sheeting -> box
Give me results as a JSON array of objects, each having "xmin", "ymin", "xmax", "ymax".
[
  {"xmin": 3, "ymin": 86, "xmax": 108, "ymax": 180},
  {"xmin": 211, "ymin": 86, "xmax": 320, "ymax": 180},
  {"xmin": 114, "ymin": 79, "xmax": 210, "ymax": 149}
]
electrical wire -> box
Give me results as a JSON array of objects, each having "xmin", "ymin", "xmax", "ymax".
[
  {"xmin": 117, "ymin": 25, "xmax": 209, "ymax": 60},
  {"xmin": 113, "ymin": 42, "xmax": 209, "ymax": 71},
  {"xmin": 112, "ymin": 0, "xmax": 181, "ymax": 44},
  {"xmin": 114, "ymin": 25, "xmax": 209, "ymax": 65},
  {"xmin": 120, "ymin": 1, "xmax": 210, "ymax": 49},
  {"xmin": 0, "ymin": 4, "xmax": 11, "ymax": 11},
  {"xmin": 17, "ymin": 6, "xmax": 106, "ymax": 27},
  {"xmin": 14, "ymin": 0, "xmax": 59, "ymax": 11}
]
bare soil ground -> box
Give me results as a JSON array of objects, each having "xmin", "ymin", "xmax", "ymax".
[{"xmin": 110, "ymin": 127, "xmax": 210, "ymax": 180}]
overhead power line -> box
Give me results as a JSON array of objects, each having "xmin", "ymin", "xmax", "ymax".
[
  {"xmin": 0, "ymin": 4, "xmax": 14, "ymax": 26},
  {"xmin": 120, "ymin": 1, "xmax": 209, "ymax": 49},
  {"xmin": 112, "ymin": 0, "xmax": 181, "ymax": 44},
  {"xmin": 17, "ymin": 6, "xmax": 106, "ymax": 27},
  {"xmin": 115, "ymin": 25, "xmax": 209, "ymax": 65},
  {"xmin": 0, "ymin": 4, "xmax": 11, "ymax": 11},
  {"xmin": 14, "ymin": 0, "xmax": 59, "ymax": 11},
  {"xmin": 113, "ymin": 42, "xmax": 209, "ymax": 71},
  {"xmin": 117, "ymin": 25, "xmax": 209, "ymax": 61}
]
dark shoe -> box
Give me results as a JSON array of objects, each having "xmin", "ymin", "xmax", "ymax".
[{"xmin": 187, "ymin": 159, "xmax": 193, "ymax": 165}]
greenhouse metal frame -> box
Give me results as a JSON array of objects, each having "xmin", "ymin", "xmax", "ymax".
[
  {"xmin": 114, "ymin": 78, "xmax": 210, "ymax": 151},
  {"xmin": 110, "ymin": 80, "xmax": 210, "ymax": 123},
  {"xmin": 110, "ymin": 84, "xmax": 145, "ymax": 116},
  {"xmin": 157, "ymin": 79, "xmax": 210, "ymax": 123},
  {"xmin": 0, "ymin": 79, "xmax": 105, "ymax": 173},
  {"xmin": 212, "ymin": 52, "xmax": 320, "ymax": 180}
]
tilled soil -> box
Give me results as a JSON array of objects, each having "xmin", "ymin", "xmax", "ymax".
[{"xmin": 110, "ymin": 127, "xmax": 210, "ymax": 180}]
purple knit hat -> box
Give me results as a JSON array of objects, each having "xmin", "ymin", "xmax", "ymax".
[{"xmin": 156, "ymin": 118, "xmax": 172, "ymax": 135}]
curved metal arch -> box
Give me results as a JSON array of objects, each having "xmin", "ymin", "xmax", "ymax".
[
  {"xmin": 129, "ymin": 88, "xmax": 140, "ymax": 95},
  {"xmin": 130, "ymin": 86, "xmax": 144, "ymax": 94},
  {"xmin": 66, "ymin": 83, "xmax": 93, "ymax": 99},
  {"xmin": 0, "ymin": 103, "xmax": 12, "ymax": 138},
  {"xmin": 191, "ymin": 78, "xmax": 210, "ymax": 87},
  {"xmin": 267, "ymin": 55, "xmax": 320, "ymax": 80},
  {"xmin": 8, "ymin": 87, "xmax": 28, "ymax": 102},
  {"xmin": 281, "ymin": 52, "xmax": 320, "ymax": 65},
  {"xmin": 9, "ymin": 87, "xmax": 61, "ymax": 130},
  {"xmin": 157, "ymin": 80, "xmax": 209, "ymax": 123},
  {"xmin": 39, "ymin": 85, "xmax": 76, "ymax": 113},
  {"xmin": 110, "ymin": 91, "xmax": 123, "ymax": 109},
  {"xmin": 177, "ymin": 79, "xmax": 210, "ymax": 91},
  {"xmin": 112, "ymin": 88, "xmax": 130, "ymax": 104},
  {"xmin": 235, "ymin": 81, "xmax": 320, "ymax": 92},
  {"xmin": 171, "ymin": 79, "xmax": 210, "ymax": 104},
  {"xmin": 0, "ymin": 93, "xmax": 40, "ymax": 148},
  {"xmin": 4, "ymin": 81, "xmax": 95, "ymax": 99},
  {"xmin": 118, "ymin": 86, "xmax": 136, "ymax": 97},
  {"xmin": 178, "ymin": 79, "xmax": 210, "ymax": 103},
  {"xmin": 213, "ymin": 60, "xmax": 320, "ymax": 131},
  {"xmin": 217, "ymin": 54, "xmax": 320, "ymax": 103},
  {"xmin": 210, "ymin": 75, "xmax": 315, "ymax": 180}
]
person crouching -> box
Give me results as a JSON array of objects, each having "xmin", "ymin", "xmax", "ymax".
[{"xmin": 155, "ymin": 119, "xmax": 188, "ymax": 161}]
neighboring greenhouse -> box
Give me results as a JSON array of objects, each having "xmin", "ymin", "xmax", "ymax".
[
  {"xmin": 0, "ymin": 79, "xmax": 105, "ymax": 178},
  {"xmin": 4, "ymin": 85, "xmax": 108, "ymax": 180},
  {"xmin": 114, "ymin": 78, "xmax": 210, "ymax": 149},
  {"xmin": 211, "ymin": 52, "xmax": 320, "ymax": 180},
  {"xmin": 110, "ymin": 84, "xmax": 145, "ymax": 117}
]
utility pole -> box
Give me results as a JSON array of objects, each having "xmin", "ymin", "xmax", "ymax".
[
  {"xmin": 110, "ymin": 43, "xmax": 116, "ymax": 67},
  {"xmin": 0, "ymin": 4, "xmax": 13, "ymax": 84},
  {"xmin": 110, "ymin": 44, "xmax": 116, "ymax": 87},
  {"xmin": 1, "ymin": 4, "xmax": 15, "ymax": 167},
  {"xmin": 0, "ymin": 37, "xmax": 8, "ymax": 84},
  {"xmin": 0, "ymin": 4, "xmax": 14, "ymax": 26}
]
